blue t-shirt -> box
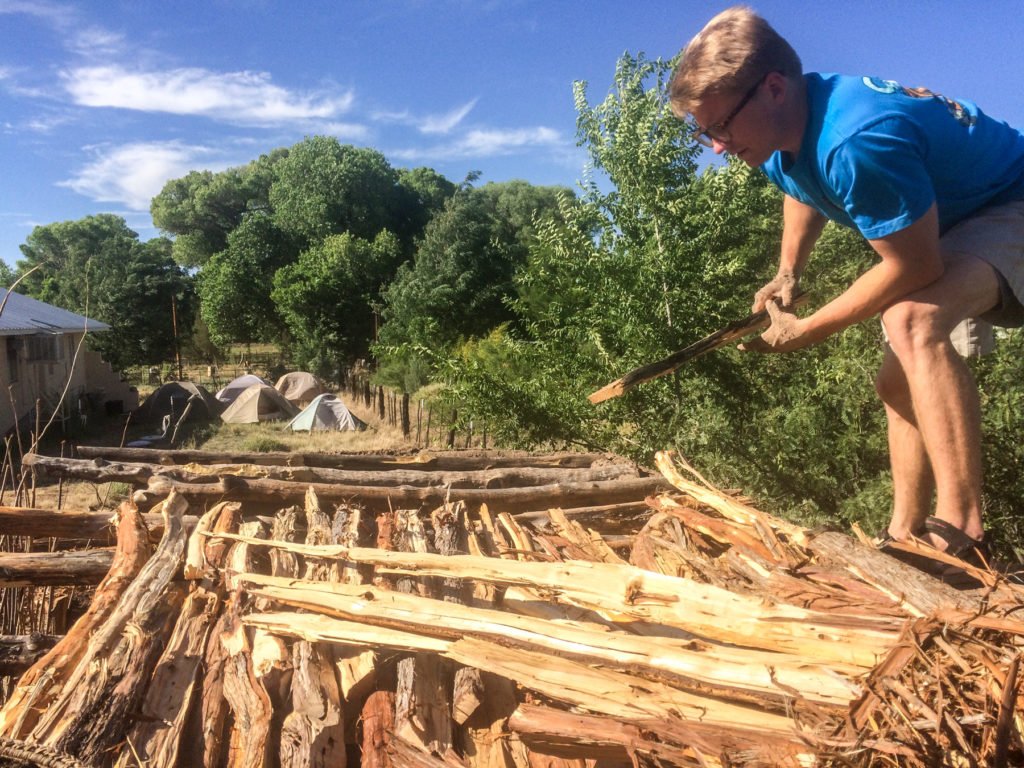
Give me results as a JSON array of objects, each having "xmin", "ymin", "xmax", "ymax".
[{"xmin": 761, "ymin": 73, "xmax": 1024, "ymax": 238}]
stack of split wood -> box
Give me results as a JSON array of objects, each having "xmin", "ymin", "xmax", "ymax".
[{"xmin": 1, "ymin": 447, "xmax": 1022, "ymax": 767}]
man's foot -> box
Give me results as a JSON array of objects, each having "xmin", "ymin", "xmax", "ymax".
[{"xmin": 877, "ymin": 517, "xmax": 998, "ymax": 589}]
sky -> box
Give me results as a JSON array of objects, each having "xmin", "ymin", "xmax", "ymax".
[{"xmin": 3, "ymin": 0, "xmax": 1024, "ymax": 269}]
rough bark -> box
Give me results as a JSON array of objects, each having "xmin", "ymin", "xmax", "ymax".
[
  {"xmin": 0, "ymin": 502, "xmax": 152, "ymax": 739},
  {"xmin": 0, "ymin": 548, "xmax": 114, "ymax": 588}
]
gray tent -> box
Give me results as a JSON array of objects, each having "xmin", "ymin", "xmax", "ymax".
[
  {"xmin": 220, "ymin": 384, "xmax": 300, "ymax": 423},
  {"xmin": 284, "ymin": 394, "xmax": 366, "ymax": 432},
  {"xmin": 141, "ymin": 381, "xmax": 220, "ymax": 422}
]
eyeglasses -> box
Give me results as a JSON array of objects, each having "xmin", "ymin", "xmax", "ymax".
[{"xmin": 689, "ymin": 76, "xmax": 765, "ymax": 148}]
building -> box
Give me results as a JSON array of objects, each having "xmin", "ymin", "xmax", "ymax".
[{"xmin": 0, "ymin": 290, "xmax": 139, "ymax": 436}]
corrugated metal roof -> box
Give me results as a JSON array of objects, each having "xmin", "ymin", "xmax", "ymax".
[{"xmin": 0, "ymin": 290, "xmax": 110, "ymax": 336}]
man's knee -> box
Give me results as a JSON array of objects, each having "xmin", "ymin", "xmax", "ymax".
[{"xmin": 880, "ymin": 301, "xmax": 947, "ymax": 357}]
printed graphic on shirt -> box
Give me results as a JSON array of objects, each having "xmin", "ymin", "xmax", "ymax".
[{"xmin": 862, "ymin": 76, "xmax": 976, "ymax": 127}]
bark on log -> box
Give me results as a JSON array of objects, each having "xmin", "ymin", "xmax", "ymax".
[
  {"xmin": 0, "ymin": 634, "xmax": 60, "ymax": 677},
  {"xmin": 132, "ymin": 472, "xmax": 669, "ymax": 517},
  {"xmin": 360, "ymin": 690, "xmax": 395, "ymax": 768},
  {"xmin": 221, "ymin": 614, "xmax": 274, "ymax": 768},
  {"xmin": 0, "ymin": 506, "xmax": 196, "ymax": 543},
  {"xmin": 75, "ymin": 445, "xmax": 612, "ymax": 471},
  {"xmin": 394, "ymin": 509, "xmax": 454, "ymax": 756},
  {"xmin": 0, "ymin": 502, "xmax": 152, "ymax": 739},
  {"xmin": 0, "ymin": 548, "xmax": 114, "ymax": 588},
  {"xmin": 27, "ymin": 453, "xmax": 644, "ymax": 492},
  {"xmin": 508, "ymin": 702, "xmax": 698, "ymax": 765},
  {"xmin": 46, "ymin": 493, "xmax": 189, "ymax": 765}
]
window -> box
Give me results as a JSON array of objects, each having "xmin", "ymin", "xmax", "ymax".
[
  {"xmin": 26, "ymin": 334, "xmax": 60, "ymax": 362},
  {"xmin": 6, "ymin": 337, "xmax": 20, "ymax": 382}
]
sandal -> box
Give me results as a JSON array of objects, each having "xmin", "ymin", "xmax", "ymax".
[{"xmin": 878, "ymin": 517, "xmax": 992, "ymax": 590}]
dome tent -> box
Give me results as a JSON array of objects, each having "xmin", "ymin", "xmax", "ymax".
[
  {"xmin": 274, "ymin": 371, "xmax": 326, "ymax": 407},
  {"xmin": 220, "ymin": 384, "xmax": 300, "ymax": 424},
  {"xmin": 215, "ymin": 374, "xmax": 273, "ymax": 405},
  {"xmin": 284, "ymin": 394, "xmax": 367, "ymax": 432},
  {"xmin": 141, "ymin": 381, "xmax": 220, "ymax": 422}
]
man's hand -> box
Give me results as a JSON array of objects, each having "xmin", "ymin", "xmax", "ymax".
[
  {"xmin": 752, "ymin": 270, "xmax": 799, "ymax": 313},
  {"xmin": 738, "ymin": 300, "xmax": 808, "ymax": 353}
]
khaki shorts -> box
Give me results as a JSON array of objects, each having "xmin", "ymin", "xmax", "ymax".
[{"xmin": 884, "ymin": 199, "xmax": 1024, "ymax": 357}]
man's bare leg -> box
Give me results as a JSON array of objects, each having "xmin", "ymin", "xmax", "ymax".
[
  {"xmin": 880, "ymin": 256, "xmax": 999, "ymax": 544},
  {"xmin": 874, "ymin": 347, "xmax": 933, "ymax": 538}
]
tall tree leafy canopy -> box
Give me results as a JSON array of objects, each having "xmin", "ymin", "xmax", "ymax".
[
  {"xmin": 195, "ymin": 212, "xmax": 301, "ymax": 347},
  {"xmin": 272, "ymin": 230, "xmax": 403, "ymax": 378},
  {"xmin": 150, "ymin": 148, "xmax": 287, "ymax": 269},
  {"xmin": 269, "ymin": 137, "xmax": 410, "ymax": 245},
  {"xmin": 377, "ymin": 180, "xmax": 570, "ymax": 356},
  {"xmin": 16, "ymin": 214, "xmax": 194, "ymax": 369}
]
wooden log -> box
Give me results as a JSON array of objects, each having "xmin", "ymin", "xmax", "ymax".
[
  {"xmin": 221, "ymin": 610, "xmax": 274, "ymax": 768},
  {"xmin": 278, "ymin": 490, "xmax": 347, "ymax": 768},
  {"xmin": 508, "ymin": 702, "xmax": 698, "ymax": 766},
  {"xmin": 242, "ymin": 576, "xmax": 862, "ymax": 709},
  {"xmin": 217, "ymin": 538, "xmax": 899, "ymax": 668},
  {"xmin": 360, "ymin": 690, "xmax": 395, "ymax": 768},
  {"xmin": 45, "ymin": 494, "xmax": 190, "ymax": 765},
  {"xmin": 26, "ymin": 453, "xmax": 644, "ymax": 492},
  {"xmin": 394, "ymin": 509, "xmax": 454, "ymax": 756},
  {"xmin": 75, "ymin": 445, "xmax": 613, "ymax": 471},
  {"xmin": 0, "ymin": 548, "xmax": 114, "ymax": 588},
  {"xmin": 0, "ymin": 505, "xmax": 196, "ymax": 543},
  {"xmin": 0, "ymin": 634, "xmax": 60, "ymax": 677},
  {"xmin": 121, "ymin": 585, "xmax": 221, "ymax": 767},
  {"xmin": 134, "ymin": 472, "xmax": 670, "ymax": 517},
  {"xmin": 0, "ymin": 501, "xmax": 152, "ymax": 740}
]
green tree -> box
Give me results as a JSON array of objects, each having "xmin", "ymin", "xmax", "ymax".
[
  {"xmin": 150, "ymin": 148, "xmax": 286, "ymax": 268},
  {"xmin": 16, "ymin": 215, "xmax": 194, "ymax": 369},
  {"xmin": 377, "ymin": 180, "xmax": 569, "ymax": 356},
  {"xmin": 196, "ymin": 212, "xmax": 300, "ymax": 347},
  {"xmin": 272, "ymin": 230, "xmax": 403, "ymax": 379},
  {"xmin": 269, "ymin": 137, "xmax": 416, "ymax": 246}
]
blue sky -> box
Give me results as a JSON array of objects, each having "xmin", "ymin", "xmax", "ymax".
[{"xmin": 2, "ymin": 0, "xmax": 1024, "ymax": 269}]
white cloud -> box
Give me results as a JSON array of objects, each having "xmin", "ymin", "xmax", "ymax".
[
  {"xmin": 62, "ymin": 65, "xmax": 356, "ymax": 124},
  {"xmin": 419, "ymin": 99, "xmax": 478, "ymax": 134},
  {"xmin": 57, "ymin": 141, "xmax": 230, "ymax": 210},
  {"xmin": 392, "ymin": 125, "xmax": 564, "ymax": 162}
]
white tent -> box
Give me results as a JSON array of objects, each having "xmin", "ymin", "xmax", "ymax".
[
  {"xmin": 215, "ymin": 374, "xmax": 272, "ymax": 404},
  {"xmin": 274, "ymin": 371, "xmax": 325, "ymax": 406},
  {"xmin": 220, "ymin": 384, "xmax": 300, "ymax": 423},
  {"xmin": 284, "ymin": 394, "xmax": 367, "ymax": 432}
]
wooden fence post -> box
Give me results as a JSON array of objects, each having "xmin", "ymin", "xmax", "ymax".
[
  {"xmin": 446, "ymin": 410, "xmax": 457, "ymax": 449},
  {"xmin": 401, "ymin": 394, "xmax": 410, "ymax": 437}
]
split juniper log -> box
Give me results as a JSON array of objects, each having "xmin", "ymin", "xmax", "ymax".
[
  {"xmin": 42, "ymin": 494, "xmax": 189, "ymax": 765},
  {"xmin": 0, "ymin": 548, "xmax": 114, "ymax": 588},
  {"xmin": 75, "ymin": 445, "xmax": 612, "ymax": 471},
  {"xmin": 0, "ymin": 502, "xmax": 152, "ymax": 740},
  {"xmin": 219, "ymin": 539, "xmax": 899, "ymax": 668},
  {"xmin": 136, "ymin": 473, "xmax": 670, "ymax": 515},
  {"xmin": 589, "ymin": 292, "xmax": 810, "ymax": 403},
  {"xmin": 0, "ymin": 634, "xmax": 60, "ymax": 677},
  {"xmin": 241, "ymin": 575, "xmax": 862, "ymax": 709}
]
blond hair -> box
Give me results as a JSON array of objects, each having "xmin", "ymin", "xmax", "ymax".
[{"xmin": 669, "ymin": 6, "xmax": 802, "ymax": 118}]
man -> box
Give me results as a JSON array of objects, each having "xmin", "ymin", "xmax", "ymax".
[{"xmin": 670, "ymin": 7, "xmax": 1024, "ymax": 583}]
